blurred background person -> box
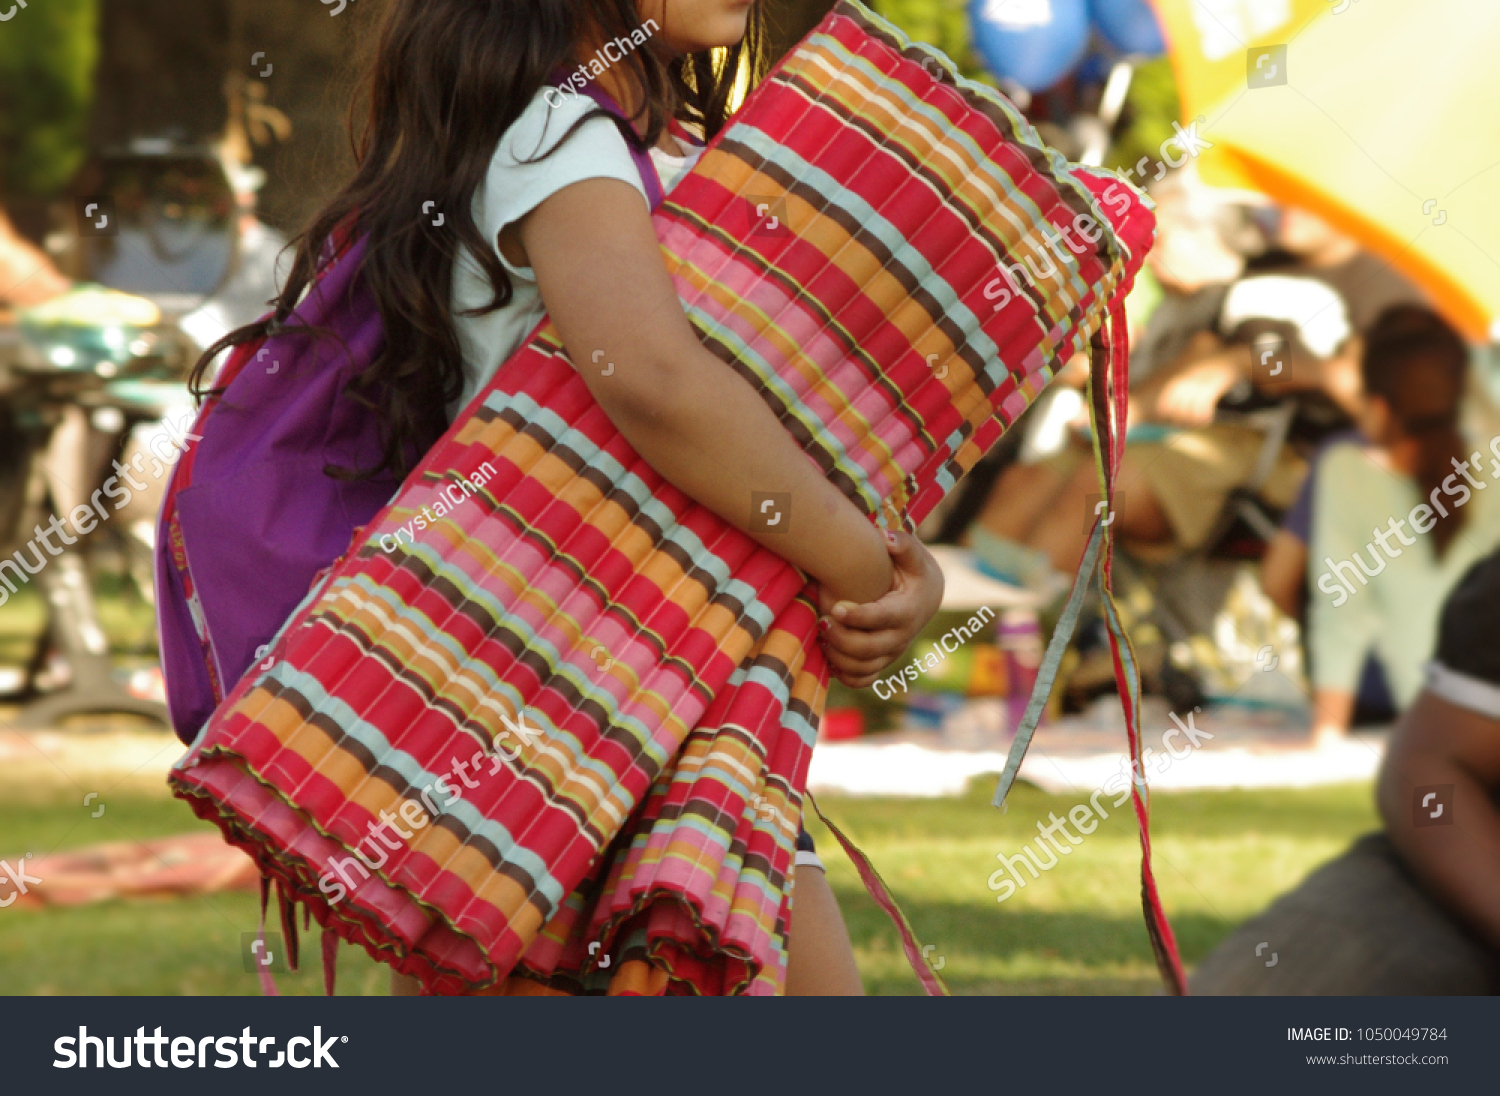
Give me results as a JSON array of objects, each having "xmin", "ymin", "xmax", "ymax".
[
  {"xmin": 966, "ymin": 172, "xmax": 1252, "ymax": 587},
  {"xmin": 968, "ymin": 201, "xmax": 1399, "ymax": 580},
  {"xmin": 1302, "ymin": 321, "xmax": 1500, "ymax": 743},
  {"xmin": 1259, "ymin": 305, "xmax": 1467, "ymax": 732}
]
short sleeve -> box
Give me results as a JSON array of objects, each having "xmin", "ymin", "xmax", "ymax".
[
  {"xmin": 475, "ymin": 89, "xmax": 650, "ymax": 280},
  {"xmin": 1425, "ymin": 549, "xmax": 1500, "ymax": 716}
]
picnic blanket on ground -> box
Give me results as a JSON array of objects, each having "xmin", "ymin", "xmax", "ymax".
[
  {"xmin": 0, "ymin": 834, "xmax": 260, "ymax": 909},
  {"xmin": 170, "ymin": 0, "xmax": 1161, "ymax": 995}
]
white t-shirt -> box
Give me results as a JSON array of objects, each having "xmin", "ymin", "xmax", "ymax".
[
  {"xmin": 1307, "ymin": 439, "xmax": 1500, "ymax": 705},
  {"xmin": 448, "ymin": 88, "xmax": 702, "ymax": 420}
]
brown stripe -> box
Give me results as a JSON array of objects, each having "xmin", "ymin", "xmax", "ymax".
[
  {"xmin": 355, "ymin": 402, "xmax": 768, "ymax": 705},
  {"xmin": 681, "ymin": 136, "xmax": 981, "ymax": 419},
  {"xmin": 769, "ymin": 75, "xmax": 1098, "ymax": 345},
  {"xmin": 301, "ymin": 597, "xmax": 670, "ymax": 835},
  {"xmin": 255, "ymin": 679, "xmax": 559, "ymax": 922},
  {"xmin": 772, "ymin": 47, "xmax": 1109, "ymax": 340},
  {"xmin": 828, "ymin": 0, "xmax": 1128, "ymax": 254}
]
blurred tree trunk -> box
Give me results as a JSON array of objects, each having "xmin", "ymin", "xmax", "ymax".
[
  {"xmin": 89, "ymin": 0, "xmax": 356, "ymax": 235},
  {"xmin": 84, "ymin": 0, "xmax": 843, "ymax": 237},
  {"xmin": 89, "ymin": 0, "xmax": 228, "ymax": 152}
]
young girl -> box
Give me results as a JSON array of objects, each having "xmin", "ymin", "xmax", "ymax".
[{"xmin": 192, "ymin": 0, "xmax": 946, "ymax": 994}]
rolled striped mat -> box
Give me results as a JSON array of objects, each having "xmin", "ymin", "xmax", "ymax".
[{"xmin": 171, "ymin": 0, "xmax": 1158, "ymax": 995}]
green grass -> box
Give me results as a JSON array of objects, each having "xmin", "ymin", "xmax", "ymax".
[
  {"xmin": 0, "ymin": 738, "xmax": 1379, "ymax": 995},
  {"xmin": 807, "ymin": 778, "xmax": 1378, "ymax": 995}
]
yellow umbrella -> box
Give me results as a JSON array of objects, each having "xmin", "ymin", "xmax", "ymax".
[{"xmin": 1149, "ymin": 0, "xmax": 1500, "ymax": 340}]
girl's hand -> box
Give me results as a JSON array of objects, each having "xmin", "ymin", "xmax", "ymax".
[{"xmin": 817, "ymin": 531, "xmax": 945, "ymax": 689}]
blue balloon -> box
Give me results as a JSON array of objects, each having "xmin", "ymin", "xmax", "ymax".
[
  {"xmin": 967, "ymin": 0, "xmax": 1091, "ymax": 93},
  {"xmin": 1088, "ymin": 0, "xmax": 1166, "ymax": 56}
]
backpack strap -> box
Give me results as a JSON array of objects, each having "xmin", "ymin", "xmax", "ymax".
[{"xmin": 559, "ymin": 76, "xmax": 667, "ymax": 210}]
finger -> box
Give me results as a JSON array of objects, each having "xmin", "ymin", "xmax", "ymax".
[
  {"xmin": 823, "ymin": 639, "xmax": 891, "ymax": 671},
  {"xmin": 833, "ymin": 592, "xmax": 912, "ymax": 632},
  {"xmin": 883, "ymin": 528, "xmax": 924, "ymax": 573},
  {"xmin": 822, "ymin": 611, "xmax": 900, "ymax": 656},
  {"xmin": 823, "ymin": 640, "xmax": 896, "ymax": 673},
  {"xmin": 824, "ymin": 622, "xmax": 908, "ymax": 661},
  {"xmin": 828, "ymin": 667, "xmax": 888, "ymax": 688},
  {"xmin": 815, "ymin": 584, "xmax": 841, "ymax": 618},
  {"xmin": 826, "ymin": 651, "xmax": 891, "ymax": 680},
  {"xmin": 825, "ymin": 598, "xmax": 864, "ymax": 628}
]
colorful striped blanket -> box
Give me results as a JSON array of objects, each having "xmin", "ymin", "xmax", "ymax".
[{"xmin": 170, "ymin": 0, "xmax": 1163, "ymax": 995}]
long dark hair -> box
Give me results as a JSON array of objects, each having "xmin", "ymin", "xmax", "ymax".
[
  {"xmin": 190, "ymin": 0, "xmax": 769, "ymax": 479},
  {"xmin": 1361, "ymin": 311, "xmax": 1470, "ymax": 557}
]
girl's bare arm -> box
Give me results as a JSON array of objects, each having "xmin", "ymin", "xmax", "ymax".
[{"xmin": 516, "ymin": 177, "xmax": 893, "ymax": 605}]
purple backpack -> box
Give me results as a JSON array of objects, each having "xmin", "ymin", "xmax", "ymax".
[{"xmin": 156, "ymin": 85, "xmax": 668, "ymax": 744}]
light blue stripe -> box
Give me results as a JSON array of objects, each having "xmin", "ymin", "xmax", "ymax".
[
  {"xmin": 681, "ymin": 290, "xmax": 884, "ymax": 515},
  {"xmin": 731, "ymin": 118, "xmax": 1094, "ymax": 429},
  {"xmin": 481, "ymin": 390, "xmax": 775, "ymax": 636},
  {"xmin": 731, "ymin": 129, "xmax": 1007, "ymax": 378},
  {"xmin": 801, "ymin": 22, "xmax": 1132, "ymax": 267},
  {"xmin": 263, "ymin": 661, "xmax": 568, "ymax": 909},
  {"xmin": 318, "ymin": 571, "xmax": 679, "ymax": 779},
  {"xmin": 775, "ymin": 41, "xmax": 1099, "ymax": 312},
  {"xmin": 723, "ymin": 659, "xmax": 820, "ymax": 749}
]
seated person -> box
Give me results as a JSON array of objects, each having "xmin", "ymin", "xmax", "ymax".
[
  {"xmin": 1191, "ymin": 549, "xmax": 1500, "ymax": 994},
  {"xmin": 1260, "ymin": 305, "xmax": 1464, "ymax": 730},
  {"xmin": 964, "ymin": 177, "xmax": 1251, "ymax": 584},
  {"xmin": 1115, "ymin": 209, "xmax": 1425, "ymax": 566},
  {"xmin": 966, "ymin": 205, "xmax": 1422, "ymax": 581},
  {"xmin": 1305, "ymin": 324, "xmax": 1500, "ymax": 743},
  {"xmin": 972, "ymin": 209, "xmax": 1376, "ymax": 578}
]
